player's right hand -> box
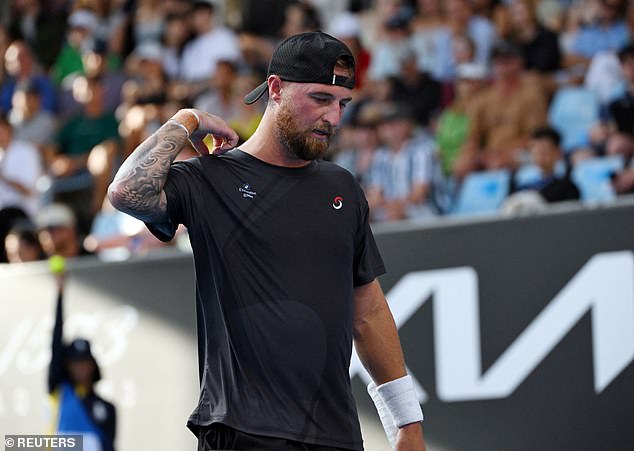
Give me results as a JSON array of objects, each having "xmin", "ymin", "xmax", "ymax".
[{"xmin": 183, "ymin": 109, "xmax": 239, "ymax": 156}]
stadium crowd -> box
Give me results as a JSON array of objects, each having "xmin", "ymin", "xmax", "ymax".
[{"xmin": 1, "ymin": 0, "xmax": 634, "ymax": 262}]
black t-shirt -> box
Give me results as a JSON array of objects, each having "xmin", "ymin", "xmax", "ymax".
[
  {"xmin": 609, "ymin": 91, "xmax": 634, "ymax": 136},
  {"xmin": 147, "ymin": 149, "xmax": 385, "ymax": 450}
]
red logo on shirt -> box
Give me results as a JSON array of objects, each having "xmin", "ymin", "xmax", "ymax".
[{"xmin": 332, "ymin": 196, "xmax": 343, "ymax": 210}]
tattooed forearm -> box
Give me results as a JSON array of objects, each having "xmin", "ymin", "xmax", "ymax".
[{"xmin": 108, "ymin": 121, "xmax": 188, "ymax": 222}]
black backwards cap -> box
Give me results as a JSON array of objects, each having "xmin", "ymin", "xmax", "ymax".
[{"xmin": 244, "ymin": 31, "xmax": 356, "ymax": 105}]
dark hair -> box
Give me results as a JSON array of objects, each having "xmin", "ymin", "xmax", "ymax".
[
  {"xmin": 600, "ymin": 0, "xmax": 627, "ymax": 16},
  {"xmin": 291, "ymin": 3, "xmax": 321, "ymax": 31},
  {"xmin": 532, "ymin": 126, "xmax": 561, "ymax": 147},
  {"xmin": 6, "ymin": 222, "xmax": 46, "ymax": 259},
  {"xmin": 618, "ymin": 42, "xmax": 634, "ymax": 62},
  {"xmin": 216, "ymin": 59, "xmax": 238, "ymax": 72},
  {"xmin": 192, "ymin": 0, "xmax": 214, "ymax": 13}
]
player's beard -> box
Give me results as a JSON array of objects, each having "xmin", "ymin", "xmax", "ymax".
[{"xmin": 275, "ymin": 101, "xmax": 333, "ymax": 161}]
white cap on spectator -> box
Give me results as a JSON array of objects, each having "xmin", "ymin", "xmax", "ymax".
[
  {"xmin": 133, "ymin": 42, "xmax": 165, "ymax": 62},
  {"xmin": 456, "ymin": 62, "xmax": 488, "ymax": 80},
  {"xmin": 68, "ymin": 9, "xmax": 98, "ymax": 31},
  {"xmin": 36, "ymin": 204, "xmax": 76, "ymax": 229},
  {"xmin": 328, "ymin": 12, "xmax": 361, "ymax": 39}
]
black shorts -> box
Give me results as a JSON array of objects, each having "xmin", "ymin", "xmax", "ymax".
[{"xmin": 197, "ymin": 424, "xmax": 354, "ymax": 451}]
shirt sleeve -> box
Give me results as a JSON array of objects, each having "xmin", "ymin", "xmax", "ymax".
[
  {"xmin": 353, "ymin": 196, "xmax": 386, "ymax": 286},
  {"xmin": 144, "ymin": 160, "xmax": 196, "ymax": 242},
  {"xmin": 411, "ymin": 140, "xmax": 434, "ymax": 185}
]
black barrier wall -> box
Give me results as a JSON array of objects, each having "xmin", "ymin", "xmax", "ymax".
[
  {"xmin": 365, "ymin": 201, "xmax": 634, "ymax": 451},
  {"xmin": 1, "ymin": 202, "xmax": 633, "ymax": 451}
]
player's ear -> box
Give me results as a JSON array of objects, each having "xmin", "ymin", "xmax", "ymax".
[{"xmin": 268, "ymin": 75, "xmax": 283, "ymax": 103}]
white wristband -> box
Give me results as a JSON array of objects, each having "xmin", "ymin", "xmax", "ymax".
[
  {"xmin": 368, "ymin": 381, "xmax": 398, "ymax": 448},
  {"xmin": 167, "ymin": 110, "xmax": 201, "ymax": 139},
  {"xmin": 167, "ymin": 119, "xmax": 190, "ymax": 137},
  {"xmin": 375, "ymin": 374, "xmax": 424, "ymax": 427}
]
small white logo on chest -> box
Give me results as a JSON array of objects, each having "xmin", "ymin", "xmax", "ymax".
[
  {"xmin": 332, "ymin": 196, "xmax": 343, "ymax": 210},
  {"xmin": 239, "ymin": 183, "xmax": 257, "ymax": 199}
]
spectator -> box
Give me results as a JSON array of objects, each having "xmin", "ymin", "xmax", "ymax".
[
  {"xmin": 240, "ymin": 0, "xmax": 294, "ymax": 38},
  {"xmin": 188, "ymin": 60, "xmax": 261, "ymax": 143},
  {"xmin": 280, "ymin": 1, "xmax": 322, "ymax": 38},
  {"xmin": 8, "ymin": 82, "xmax": 57, "ymax": 149},
  {"xmin": 44, "ymin": 75, "xmax": 120, "ymax": 234},
  {"xmin": 583, "ymin": 49, "xmax": 625, "ymax": 104},
  {"xmin": 333, "ymin": 101, "xmax": 382, "ymax": 189},
  {"xmin": 410, "ymin": 0, "xmax": 447, "ymax": 77},
  {"xmin": 452, "ymin": 32, "xmax": 477, "ymax": 67},
  {"xmin": 225, "ymin": 69, "xmax": 265, "ymax": 143},
  {"xmin": 161, "ymin": 12, "xmax": 192, "ymax": 81},
  {"xmin": 431, "ymin": 0, "xmax": 496, "ymax": 81},
  {"xmin": 84, "ymin": 46, "xmax": 126, "ymax": 113},
  {"xmin": 367, "ymin": 4, "xmax": 415, "ymax": 81},
  {"xmin": 512, "ymin": 126, "xmax": 580, "ymax": 202},
  {"xmin": 57, "ymin": 44, "xmax": 126, "ymax": 121},
  {"xmin": 534, "ymin": 0, "xmax": 567, "ymax": 33},
  {"xmin": 607, "ymin": 133, "xmax": 634, "ymax": 194},
  {"xmin": 6, "ymin": 0, "xmax": 67, "ymax": 70},
  {"xmin": 357, "ymin": 0, "xmax": 404, "ymax": 50},
  {"xmin": 194, "ymin": 60, "xmax": 239, "ymax": 119},
  {"xmin": 568, "ymin": 0, "xmax": 630, "ymax": 64},
  {"xmin": 588, "ymin": 41, "xmax": 634, "ymax": 165},
  {"xmin": 508, "ymin": 0, "xmax": 562, "ymax": 74},
  {"xmin": 35, "ymin": 203, "xmax": 90, "ymax": 258},
  {"xmin": 454, "ymin": 40, "xmax": 548, "ymax": 178},
  {"xmin": 604, "ymin": 53, "xmax": 634, "ymax": 194},
  {"xmin": 387, "ymin": 49, "xmax": 443, "ymax": 127},
  {"xmin": 367, "ymin": 103, "xmax": 441, "ymax": 221},
  {"xmin": 607, "ymin": 42, "xmax": 634, "ymax": 136},
  {"xmin": 122, "ymin": 42, "xmax": 168, "ymax": 107},
  {"xmin": 132, "ymin": 0, "xmax": 166, "ymax": 47},
  {"xmin": 4, "ymin": 221, "xmax": 45, "ymax": 263},
  {"xmin": 0, "ymin": 114, "xmax": 42, "ymax": 219},
  {"xmin": 559, "ymin": 1, "xmax": 587, "ymax": 58},
  {"xmin": 0, "ymin": 207, "xmax": 29, "ymax": 262},
  {"xmin": 435, "ymin": 62, "xmax": 489, "ymax": 176},
  {"xmin": 91, "ymin": 0, "xmax": 133, "ymax": 68},
  {"xmin": 471, "ymin": 0, "xmax": 511, "ymax": 37},
  {"xmin": 1, "ymin": 40, "xmax": 56, "ymax": 113},
  {"xmin": 52, "ymin": 8, "xmax": 101, "ymax": 87},
  {"xmin": 178, "ymin": 0, "xmax": 241, "ymax": 98}
]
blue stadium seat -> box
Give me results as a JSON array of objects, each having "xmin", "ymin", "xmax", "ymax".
[
  {"xmin": 571, "ymin": 156, "xmax": 624, "ymax": 202},
  {"xmin": 548, "ymin": 87, "xmax": 600, "ymax": 152},
  {"xmin": 514, "ymin": 161, "xmax": 566, "ymax": 187},
  {"xmin": 91, "ymin": 209, "xmax": 145, "ymax": 239},
  {"xmin": 452, "ymin": 169, "xmax": 512, "ymax": 215}
]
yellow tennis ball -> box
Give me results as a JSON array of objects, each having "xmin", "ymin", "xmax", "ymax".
[
  {"xmin": 49, "ymin": 255, "xmax": 66, "ymax": 274},
  {"xmin": 202, "ymin": 133, "xmax": 214, "ymax": 151}
]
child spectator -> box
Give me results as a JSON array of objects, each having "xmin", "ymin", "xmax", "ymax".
[{"xmin": 513, "ymin": 126, "xmax": 580, "ymax": 202}]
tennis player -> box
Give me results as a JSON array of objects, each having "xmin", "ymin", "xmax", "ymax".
[{"xmin": 108, "ymin": 31, "xmax": 425, "ymax": 450}]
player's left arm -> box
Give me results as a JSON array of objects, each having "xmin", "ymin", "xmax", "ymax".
[{"xmin": 353, "ymin": 279, "xmax": 426, "ymax": 451}]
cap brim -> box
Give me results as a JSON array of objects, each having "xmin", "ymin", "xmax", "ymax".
[{"xmin": 244, "ymin": 81, "xmax": 268, "ymax": 105}]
